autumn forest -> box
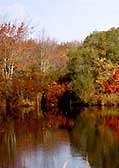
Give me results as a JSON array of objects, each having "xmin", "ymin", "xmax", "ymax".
[{"xmin": 0, "ymin": 22, "xmax": 119, "ymax": 125}]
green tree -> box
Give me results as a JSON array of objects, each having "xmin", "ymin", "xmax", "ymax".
[
  {"xmin": 84, "ymin": 28, "xmax": 119, "ymax": 63},
  {"xmin": 67, "ymin": 28, "xmax": 119, "ymax": 104}
]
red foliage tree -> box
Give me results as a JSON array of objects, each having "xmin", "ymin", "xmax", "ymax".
[{"xmin": 103, "ymin": 67, "xmax": 119, "ymax": 93}]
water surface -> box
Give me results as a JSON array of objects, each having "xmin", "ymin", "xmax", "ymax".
[{"xmin": 0, "ymin": 107, "xmax": 119, "ymax": 168}]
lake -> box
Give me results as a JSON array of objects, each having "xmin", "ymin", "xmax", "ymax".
[{"xmin": 0, "ymin": 106, "xmax": 119, "ymax": 168}]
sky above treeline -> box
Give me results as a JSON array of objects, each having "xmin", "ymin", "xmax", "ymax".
[{"xmin": 0, "ymin": 0, "xmax": 119, "ymax": 42}]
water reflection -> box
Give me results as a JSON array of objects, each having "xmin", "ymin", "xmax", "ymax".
[
  {"xmin": 1, "ymin": 107, "xmax": 119, "ymax": 168},
  {"xmin": 0, "ymin": 121, "xmax": 16, "ymax": 168},
  {"xmin": 70, "ymin": 107, "xmax": 119, "ymax": 168},
  {"xmin": 0, "ymin": 116, "xmax": 89, "ymax": 168}
]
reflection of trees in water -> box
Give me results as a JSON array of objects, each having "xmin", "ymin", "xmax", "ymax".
[
  {"xmin": 0, "ymin": 110, "xmax": 99, "ymax": 168},
  {"xmin": 0, "ymin": 119, "xmax": 44, "ymax": 168},
  {"xmin": 14, "ymin": 121, "xmax": 72, "ymax": 168},
  {"xmin": 0, "ymin": 121, "xmax": 16, "ymax": 168},
  {"xmin": 0, "ymin": 118, "xmax": 71, "ymax": 168},
  {"xmin": 41, "ymin": 107, "xmax": 75, "ymax": 129},
  {"xmin": 69, "ymin": 107, "xmax": 119, "ymax": 168}
]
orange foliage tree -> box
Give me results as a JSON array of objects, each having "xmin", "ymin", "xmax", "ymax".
[
  {"xmin": 0, "ymin": 22, "xmax": 33, "ymax": 114},
  {"xmin": 44, "ymin": 81, "xmax": 72, "ymax": 109},
  {"xmin": 0, "ymin": 22, "xmax": 27, "ymax": 80}
]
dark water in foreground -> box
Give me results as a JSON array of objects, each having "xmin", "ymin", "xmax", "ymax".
[{"xmin": 0, "ymin": 107, "xmax": 119, "ymax": 168}]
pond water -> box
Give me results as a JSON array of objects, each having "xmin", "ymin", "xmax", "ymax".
[{"xmin": 0, "ymin": 106, "xmax": 119, "ymax": 168}]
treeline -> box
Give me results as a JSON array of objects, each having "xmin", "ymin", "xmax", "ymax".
[{"xmin": 0, "ymin": 22, "xmax": 119, "ymax": 118}]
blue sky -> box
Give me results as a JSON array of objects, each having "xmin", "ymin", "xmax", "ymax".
[{"xmin": 0, "ymin": 0, "xmax": 119, "ymax": 42}]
